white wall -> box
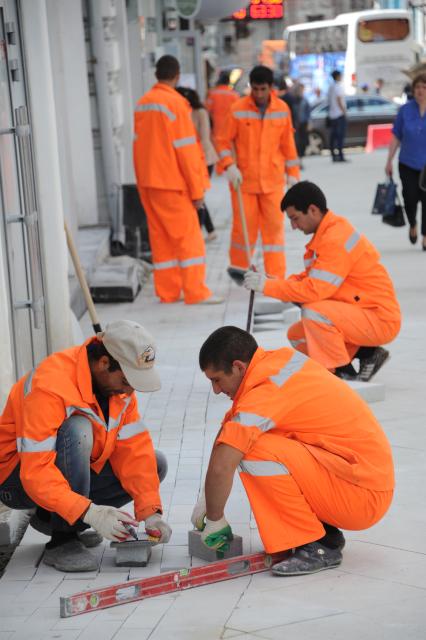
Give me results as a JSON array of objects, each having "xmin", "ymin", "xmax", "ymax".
[
  {"xmin": 20, "ymin": 0, "xmax": 73, "ymax": 353},
  {"xmin": 46, "ymin": 0, "xmax": 98, "ymax": 229}
]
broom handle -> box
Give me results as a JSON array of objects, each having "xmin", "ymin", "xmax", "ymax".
[{"xmin": 64, "ymin": 221, "xmax": 102, "ymax": 334}]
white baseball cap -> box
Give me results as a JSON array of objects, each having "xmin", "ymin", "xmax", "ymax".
[{"xmin": 97, "ymin": 320, "xmax": 161, "ymax": 392}]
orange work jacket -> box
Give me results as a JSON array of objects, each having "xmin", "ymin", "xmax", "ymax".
[
  {"xmin": 264, "ymin": 211, "xmax": 401, "ymax": 323},
  {"xmin": 216, "ymin": 347, "xmax": 394, "ymax": 491},
  {"xmin": 215, "ymin": 93, "xmax": 300, "ymax": 194},
  {"xmin": 133, "ymin": 83, "xmax": 207, "ymax": 200},
  {"xmin": 0, "ymin": 339, "xmax": 161, "ymax": 525},
  {"xmin": 206, "ymin": 84, "xmax": 239, "ymax": 139}
]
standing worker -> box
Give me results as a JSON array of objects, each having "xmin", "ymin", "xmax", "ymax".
[
  {"xmin": 216, "ymin": 65, "xmax": 300, "ymax": 278},
  {"xmin": 0, "ymin": 320, "xmax": 172, "ymax": 572},
  {"xmin": 206, "ymin": 71, "xmax": 239, "ymax": 143},
  {"xmin": 327, "ymin": 70, "xmax": 348, "ymax": 163},
  {"xmin": 243, "ymin": 182, "xmax": 401, "ymax": 381},
  {"xmin": 133, "ymin": 55, "xmax": 222, "ymax": 305},
  {"xmin": 193, "ymin": 326, "xmax": 394, "ymax": 575}
]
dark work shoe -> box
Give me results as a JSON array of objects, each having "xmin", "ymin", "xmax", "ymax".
[
  {"xmin": 77, "ymin": 530, "xmax": 103, "ymax": 548},
  {"xmin": 271, "ymin": 541, "xmax": 342, "ymax": 576},
  {"xmin": 43, "ymin": 539, "xmax": 99, "ymax": 572},
  {"xmin": 358, "ymin": 347, "xmax": 390, "ymax": 382},
  {"xmin": 334, "ymin": 362, "xmax": 358, "ymax": 381}
]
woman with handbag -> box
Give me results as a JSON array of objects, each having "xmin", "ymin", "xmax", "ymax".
[{"xmin": 385, "ymin": 72, "xmax": 426, "ymax": 250}]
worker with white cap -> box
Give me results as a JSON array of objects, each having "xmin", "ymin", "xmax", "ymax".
[{"xmin": 0, "ymin": 320, "xmax": 171, "ymax": 572}]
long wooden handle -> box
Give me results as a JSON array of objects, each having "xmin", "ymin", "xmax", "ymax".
[{"xmin": 64, "ymin": 221, "xmax": 102, "ymax": 334}]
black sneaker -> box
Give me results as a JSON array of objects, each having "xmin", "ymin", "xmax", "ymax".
[
  {"xmin": 271, "ymin": 541, "xmax": 342, "ymax": 576},
  {"xmin": 334, "ymin": 362, "xmax": 358, "ymax": 381},
  {"xmin": 358, "ymin": 347, "xmax": 390, "ymax": 382}
]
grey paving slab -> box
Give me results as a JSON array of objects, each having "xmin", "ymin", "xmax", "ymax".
[{"xmin": 1, "ymin": 150, "xmax": 425, "ymax": 638}]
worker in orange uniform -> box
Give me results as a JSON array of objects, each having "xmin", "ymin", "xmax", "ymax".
[
  {"xmin": 133, "ymin": 55, "xmax": 221, "ymax": 305},
  {"xmin": 243, "ymin": 181, "xmax": 401, "ymax": 381},
  {"xmin": 192, "ymin": 326, "xmax": 394, "ymax": 575},
  {"xmin": 0, "ymin": 320, "xmax": 172, "ymax": 572},
  {"xmin": 206, "ymin": 70, "xmax": 239, "ymax": 143},
  {"xmin": 216, "ymin": 65, "xmax": 300, "ymax": 278}
]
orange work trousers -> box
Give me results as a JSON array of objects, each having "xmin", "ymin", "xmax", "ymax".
[
  {"xmin": 229, "ymin": 187, "xmax": 285, "ymax": 277},
  {"xmin": 139, "ymin": 188, "xmax": 212, "ymax": 304},
  {"xmin": 239, "ymin": 433, "xmax": 393, "ymax": 554},
  {"xmin": 287, "ymin": 300, "xmax": 401, "ymax": 369}
]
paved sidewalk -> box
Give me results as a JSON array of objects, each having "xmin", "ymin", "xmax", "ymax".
[{"xmin": 1, "ymin": 149, "xmax": 425, "ymax": 639}]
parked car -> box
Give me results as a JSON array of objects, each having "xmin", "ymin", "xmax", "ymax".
[{"xmin": 306, "ymin": 95, "xmax": 398, "ymax": 155}]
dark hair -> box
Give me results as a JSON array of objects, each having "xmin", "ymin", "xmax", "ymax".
[
  {"xmin": 199, "ymin": 326, "xmax": 258, "ymax": 374},
  {"xmin": 331, "ymin": 70, "xmax": 342, "ymax": 81},
  {"xmin": 412, "ymin": 72, "xmax": 426, "ymax": 91},
  {"xmin": 176, "ymin": 86, "xmax": 205, "ymax": 110},
  {"xmin": 217, "ymin": 71, "xmax": 231, "ymax": 85},
  {"xmin": 249, "ymin": 65, "xmax": 274, "ymax": 86},
  {"xmin": 281, "ymin": 181, "xmax": 328, "ymax": 214},
  {"xmin": 86, "ymin": 340, "xmax": 121, "ymax": 372},
  {"xmin": 155, "ymin": 55, "xmax": 180, "ymax": 81}
]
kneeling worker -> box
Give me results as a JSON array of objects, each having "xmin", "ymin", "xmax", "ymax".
[
  {"xmin": 243, "ymin": 181, "xmax": 401, "ymax": 381},
  {"xmin": 0, "ymin": 320, "xmax": 171, "ymax": 572},
  {"xmin": 193, "ymin": 326, "xmax": 394, "ymax": 575}
]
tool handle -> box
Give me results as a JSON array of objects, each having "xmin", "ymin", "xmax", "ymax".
[{"xmin": 64, "ymin": 221, "xmax": 102, "ymax": 334}]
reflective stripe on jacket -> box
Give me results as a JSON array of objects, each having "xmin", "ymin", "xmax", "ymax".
[
  {"xmin": 216, "ymin": 93, "xmax": 300, "ymax": 193},
  {"xmin": 133, "ymin": 83, "xmax": 206, "ymax": 199},
  {"xmin": 264, "ymin": 211, "xmax": 401, "ymax": 323},
  {"xmin": 215, "ymin": 347, "xmax": 394, "ymax": 491},
  {"xmin": 0, "ymin": 338, "xmax": 161, "ymax": 524}
]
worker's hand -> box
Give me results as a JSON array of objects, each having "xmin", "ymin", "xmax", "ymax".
[
  {"xmin": 225, "ymin": 165, "xmax": 243, "ymax": 189},
  {"xmin": 243, "ymin": 270, "xmax": 266, "ymax": 293},
  {"xmin": 82, "ymin": 504, "xmax": 138, "ymax": 542},
  {"xmin": 286, "ymin": 175, "xmax": 299, "ymax": 187},
  {"xmin": 192, "ymin": 198, "xmax": 205, "ymax": 210},
  {"xmin": 201, "ymin": 516, "xmax": 233, "ymax": 552},
  {"xmin": 191, "ymin": 487, "xmax": 206, "ymax": 531},
  {"xmin": 144, "ymin": 514, "xmax": 172, "ymax": 544},
  {"xmin": 385, "ymin": 160, "xmax": 393, "ymax": 177}
]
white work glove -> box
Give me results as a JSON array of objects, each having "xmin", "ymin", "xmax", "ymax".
[
  {"xmin": 82, "ymin": 504, "xmax": 137, "ymax": 542},
  {"xmin": 225, "ymin": 164, "xmax": 243, "ymax": 189},
  {"xmin": 286, "ymin": 175, "xmax": 299, "ymax": 187},
  {"xmin": 200, "ymin": 516, "xmax": 233, "ymax": 552},
  {"xmin": 145, "ymin": 514, "xmax": 172, "ymax": 544},
  {"xmin": 191, "ymin": 487, "xmax": 206, "ymax": 531},
  {"xmin": 243, "ymin": 270, "xmax": 266, "ymax": 293}
]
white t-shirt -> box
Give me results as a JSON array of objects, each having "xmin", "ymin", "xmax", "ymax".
[{"xmin": 328, "ymin": 81, "xmax": 345, "ymax": 119}]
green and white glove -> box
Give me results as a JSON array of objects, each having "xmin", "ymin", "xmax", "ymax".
[
  {"xmin": 243, "ymin": 270, "xmax": 266, "ymax": 293},
  {"xmin": 191, "ymin": 487, "xmax": 206, "ymax": 531},
  {"xmin": 200, "ymin": 517, "xmax": 233, "ymax": 552}
]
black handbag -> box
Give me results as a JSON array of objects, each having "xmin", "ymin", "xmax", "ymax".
[
  {"xmin": 382, "ymin": 188, "xmax": 405, "ymax": 227},
  {"xmin": 372, "ymin": 178, "xmax": 397, "ymax": 215}
]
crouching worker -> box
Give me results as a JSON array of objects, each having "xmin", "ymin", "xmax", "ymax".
[
  {"xmin": 243, "ymin": 181, "xmax": 401, "ymax": 381},
  {"xmin": 192, "ymin": 326, "xmax": 394, "ymax": 576},
  {"xmin": 0, "ymin": 320, "xmax": 171, "ymax": 572}
]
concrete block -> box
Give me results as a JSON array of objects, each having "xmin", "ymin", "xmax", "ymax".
[
  {"xmin": 110, "ymin": 540, "xmax": 152, "ymax": 567},
  {"xmin": 347, "ymin": 380, "xmax": 385, "ymax": 403},
  {"xmin": 254, "ymin": 299, "xmax": 293, "ymax": 316},
  {"xmin": 188, "ymin": 530, "xmax": 243, "ymax": 562}
]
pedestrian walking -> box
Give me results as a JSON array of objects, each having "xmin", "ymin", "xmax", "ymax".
[
  {"xmin": 385, "ymin": 72, "xmax": 426, "ymax": 250},
  {"xmin": 293, "ymin": 83, "xmax": 311, "ymax": 166},
  {"xmin": 133, "ymin": 55, "xmax": 222, "ymax": 305},
  {"xmin": 216, "ymin": 65, "xmax": 300, "ymax": 279},
  {"xmin": 243, "ymin": 182, "xmax": 401, "ymax": 381},
  {"xmin": 206, "ymin": 71, "xmax": 239, "ymax": 143},
  {"xmin": 0, "ymin": 320, "xmax": 172, "ymax": 572},
  {"xmin": 193, "ymin": 326, "xmax": 394, "ymax": 576},
  {"xmin": 176, "ymin": 86, "xmax": 218, "ymax": 242},
  {"xmin": 327, "ymin": 70, "xmax": 348, "ymax": 162}
]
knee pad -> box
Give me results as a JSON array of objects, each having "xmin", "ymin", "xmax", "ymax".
[{"xmin": 155, "ymin": 449, "xmax": 168, "ymax": 482}]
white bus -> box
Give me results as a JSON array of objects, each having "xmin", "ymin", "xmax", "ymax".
[{"xmin": 284, "ymin": 10, "xmax": 415, "ymax": 102}]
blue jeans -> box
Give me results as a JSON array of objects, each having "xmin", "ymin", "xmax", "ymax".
[
  {"xmin": 329, "ymin": 115, "xmax": 346, "ymax": 159},
  {"xmin": 0, "ymin": 415, "xmax": 168, "ymax": 533}
]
